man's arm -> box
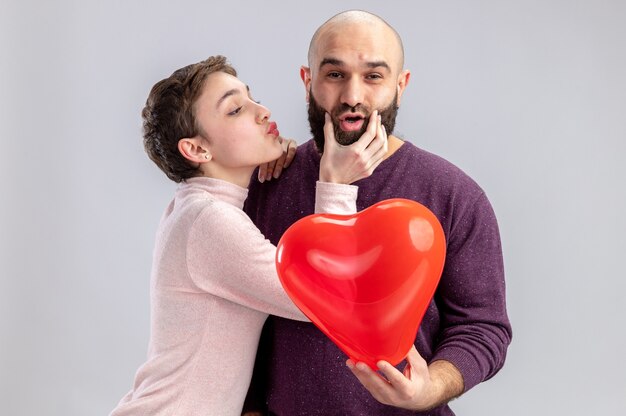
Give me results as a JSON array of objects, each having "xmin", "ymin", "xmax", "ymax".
[{"xmin": 347, "ymin": 189, "xmax": 511, "ymax": 411}]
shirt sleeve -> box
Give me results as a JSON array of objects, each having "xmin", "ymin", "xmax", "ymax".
[
  {"xmin": 430, "ymin": 192, "xmax": 513, "ymax": 391},
  {"xmin": 314, "ymin": 181, "xmax": 358, "ymax": 214},
  {"xmin": 185, "ymin": 183, "xmax": 358, "ymax": 321}
]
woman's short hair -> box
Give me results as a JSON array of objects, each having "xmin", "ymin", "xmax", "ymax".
[{"xmin": 142, "ymin": 55, "xmax": 237, "ymax": 182}]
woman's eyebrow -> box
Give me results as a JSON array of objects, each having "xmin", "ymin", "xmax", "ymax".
[{"xmin": 216, "ymin": 88, "xmax": 242, "ymax": 109}]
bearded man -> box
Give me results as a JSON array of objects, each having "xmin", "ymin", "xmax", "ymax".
[{"xmin": 243, "ymin": 10, "xmax": 512, "ymax": 416}]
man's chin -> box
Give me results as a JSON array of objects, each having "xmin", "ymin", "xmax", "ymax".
[{"xmin": 334, "ymin": 129, "xmax": 365, "ymax": 146}]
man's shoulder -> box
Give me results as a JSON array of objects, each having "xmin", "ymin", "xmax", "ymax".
[
  {"xmin": 399, "ymin": 141, "xmax": 459, "ymax": 170},
  {"xmin": 272, "ymin": 138, "xmax": 319, "ymax": 186},
  {"xmin": 245, "ymin": 139, "xmax": 317, "ymax": 212},
  {"xmin": 395, "ymin": 141, "xmax": 483, "ymax": 191},
  {"xmin": 293, "ymin": 138, "xmax": 318, "ymax": 161}
]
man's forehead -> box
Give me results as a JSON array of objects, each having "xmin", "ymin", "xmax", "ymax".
[
  {"xmin": 318, "ymin": 56, "xmax": 391, "ymax": 72},
  {"xmin": 311, "ymin": 22, "xmax": 401, "ymax": 69},
  {"xmin": 318, "ymin": 22, "xmax": 383, "ymax": 45}
]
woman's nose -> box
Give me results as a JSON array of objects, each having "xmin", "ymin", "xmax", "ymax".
[{"xmin": 256, "ymin": 103, "xmax": 271, "ymax": 124}]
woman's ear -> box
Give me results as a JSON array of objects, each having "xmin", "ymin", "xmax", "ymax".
[{"xmin": 178, "ymin": 137, "xmax": 212, "ymax": 163}]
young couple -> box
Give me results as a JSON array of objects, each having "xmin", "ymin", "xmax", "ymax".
[{"xmin": 112, "ymin": 10, "xmax": 511, "ymax": 416}]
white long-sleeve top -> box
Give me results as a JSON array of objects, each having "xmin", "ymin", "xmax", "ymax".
[{"xmin": 110, "ymin": 177, "xmax": 357, "ymax": 416}]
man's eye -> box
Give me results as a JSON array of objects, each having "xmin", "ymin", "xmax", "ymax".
[
  {"xmin": 327, "ymin": 72, "xmax": 343, "ymax": 79},
  {"xmin": 228, "ymin": 106, "xmax": 242, "ymax": 116},
  {"xmin": 367, "ymin": 73, "xmax": 383, "ymax": 80}
]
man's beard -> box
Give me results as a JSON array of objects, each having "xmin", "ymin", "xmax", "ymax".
[{"xmin": 307, "ymin": 89, "xmax": 399, "ymax": 153}]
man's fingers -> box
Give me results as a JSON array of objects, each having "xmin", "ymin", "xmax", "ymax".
[
  {"xmin": 283, "ymin": 139, "xmax": 297, "ymax": 169},
  {"xmin": 272, "ymin": 152, "xmax": 287, "ymax": 179},
  {"xmin": 262, "ymin": 159, "xmax": 277, "ymax": 181},
  {"xmin": 404, "ymin": 345, "xmax": 427, "ymax": 376},
  {"xmin": 258, "ymin": 163, "xmax": 268, "ymax": 183},
  {"xmin": 406, "ymin": 345, "xmax": 420, "ymax": 363},
  {"xmin": 266, "ymin": 138, "xmax": 298, "ymax": 179},
  {"xmin": 348, "ymin": 362, "xmax": 392, "ymax": 400},
  {"xmin": 377, "ymin": 360, "xmax": 410, "ymax": 390}
]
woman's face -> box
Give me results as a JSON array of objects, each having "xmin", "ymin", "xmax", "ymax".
[{"xmin": 194, "ymin": 71, "xmax": 282, "ymax": 172}]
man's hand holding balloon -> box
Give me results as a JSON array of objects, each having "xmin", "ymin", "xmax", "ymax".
[{"xmin": 347, "ymin": 345, "xmax": 464, "ymax": 411}]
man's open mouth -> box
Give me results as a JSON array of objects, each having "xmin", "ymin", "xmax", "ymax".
[{"xmin": 339, "ymin": 114, "xmax": 366, "ymax": 132}]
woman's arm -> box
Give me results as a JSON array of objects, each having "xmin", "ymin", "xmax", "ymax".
[{"xmin": 185, "ymin": 182, "xmax": 357, "ymax": 321}]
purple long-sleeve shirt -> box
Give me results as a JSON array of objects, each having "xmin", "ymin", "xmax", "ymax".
[{"xmin": 244, "ymin": 140, "xmax": 512, "ymax": 416}]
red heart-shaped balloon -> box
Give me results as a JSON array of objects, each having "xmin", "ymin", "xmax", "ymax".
[{"xmin": 276, "ymin": 198, "xmax": 446, "ymax": 369}]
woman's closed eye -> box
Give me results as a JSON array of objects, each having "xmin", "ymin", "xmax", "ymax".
[{"xmin": 228, "ymin": 106, "xmax": 243, "ymax": 116}]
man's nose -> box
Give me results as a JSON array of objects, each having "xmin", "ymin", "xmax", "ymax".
[{"xmin": 340, "ymin": 78, "xmax": 365, "ymax": 109}]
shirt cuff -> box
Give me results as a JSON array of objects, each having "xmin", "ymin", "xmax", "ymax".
[{"xmin": 314, "ymin": 181, "xmax": 358, "ymax": 215}]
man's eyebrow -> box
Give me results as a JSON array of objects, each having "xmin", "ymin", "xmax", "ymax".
[
  {"xmin": 319, "ymin": 57, "xmax": 344, "ymax": 70},
  {"xmin": 365, "ymin": 60, "xmax": 391, "ymax": 71},
  {"xmin": 216, "ymin": 86, "xmax": 247, "ymax": 109},
  {"xmin": 319, "ymin": 57, "xmax": 391, "ymax": 72}
]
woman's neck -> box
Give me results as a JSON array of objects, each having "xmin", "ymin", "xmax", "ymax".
[{"xmin": 200, "ymin": 165, "xmax": 255, "ymax": 189}]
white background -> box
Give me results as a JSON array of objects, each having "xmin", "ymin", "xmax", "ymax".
[{"xmin": 1, "ymin": 1, "xmax": 625, "ymax": 414}]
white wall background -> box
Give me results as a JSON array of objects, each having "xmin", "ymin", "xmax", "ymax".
[{"xmin": 1, "ymin": 0, "xmax": 625, "ymax": 414}]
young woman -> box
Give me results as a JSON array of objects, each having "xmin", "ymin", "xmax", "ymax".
[{"xmin": 110, "ymin": 56, "xmax": 387, "ymax": 415}]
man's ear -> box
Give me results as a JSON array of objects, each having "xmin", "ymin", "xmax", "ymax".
[
  {"xmin": 178, "ymin": 137, "xmax": 212, "ymax": 163},
  {"xmin": 396, "ymin": 69, "xmax": 411, "ymax": 107},
  {"xmin": 300, "ymin": 66, "xmax": 312, "ymax": 103}
]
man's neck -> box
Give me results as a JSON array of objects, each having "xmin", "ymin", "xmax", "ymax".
[{"xmin": 386, "ymin": 135, "xmax": 405, "ymax": 160}]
